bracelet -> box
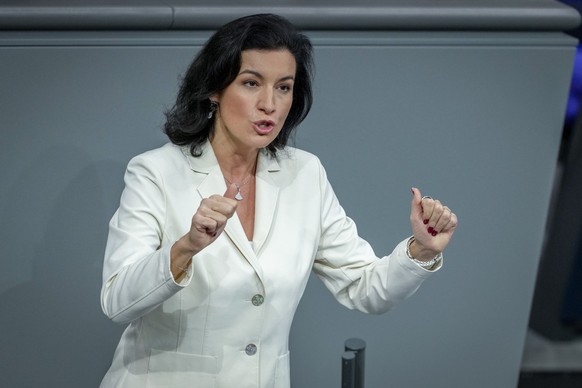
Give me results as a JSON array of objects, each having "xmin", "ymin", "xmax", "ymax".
[
  {"xmin": 171, "ymin": 260, "xmax": 191, "ymax": 276},
  {"xmin": 406, "ymin": 237, "xmax": 442, "ymax": 268}
]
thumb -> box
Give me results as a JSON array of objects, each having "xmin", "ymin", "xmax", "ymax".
[
  {"xmin": 224, "ymin": 183, "xmax": 239, "ymax": 200},
  {"xmin": 410, "ymin": 187, "xmax": 425, "ymax": 228},
  {"xmin": 411, "ymin": 187, "xmax": 422, "ymax": 209}
]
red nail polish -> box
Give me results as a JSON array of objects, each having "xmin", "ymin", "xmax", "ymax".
[
  {"xmin": 427, "ymin": 227, "xmax": 434, "ymax": 234},
  {"xmin": 423, "ymin": 219, "xmax": 429, "ymax": 225},
  {"xmin": 432, "ymin": 231, "xmax": 438, "ymax": 237}
]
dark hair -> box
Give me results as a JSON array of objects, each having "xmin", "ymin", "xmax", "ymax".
[{"xmin": 163, "ymin": 13, "xmax": 314, "ymax": 157}]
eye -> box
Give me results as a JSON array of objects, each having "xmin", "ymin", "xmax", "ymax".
[
  {"xmin": 243, "ymin": 79, "xmax": 259, "ymax": 88},
  {"xmin": 278, "ymin": 84, "xmax": 293, "ymax": 93}
]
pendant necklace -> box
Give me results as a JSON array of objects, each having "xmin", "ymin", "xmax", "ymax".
[{"xmin": 224, "ymin": 174, "xmax": 253, "ymax": 201}]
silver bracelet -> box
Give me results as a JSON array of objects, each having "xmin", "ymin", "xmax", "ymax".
[{"xmin": 406, "ymin": 237, "xmax": 442, "ymax": 268}]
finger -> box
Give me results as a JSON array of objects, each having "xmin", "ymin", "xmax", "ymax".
[
  {"xmin": 204, "ymin": 195, "xmax": 238, "ymax": 219},
  {"xmin": 421, "ymin": 197, "xmax": 435, "ymax": 225},
  {"xmin": 410, "ymin": 187, "xmax": 424, "ymax": 223},
  {"xmin": 193, "ymin": 213, "xmax": 219, "ymax": 234},
  {"xmin": 433, "ymin": 206, "xmax": 452, "ymax": 232},
  {"xmin": 411, "ymin": 187, "xmax": 422, "ymax": 208},
  {"xmin": 426, "ymin": 200, "xmax": 445, "ymax": 235},
  {"xmin": 446, "ymin": 211, "xmax": 459, "ymax": 231},
  {"xmin": 197, "ymin": 205, "xmax": 230, "ymax": 226},
  {"xmin": 435, "ymin": 212, "xmax": 457, "ymax": 238}
]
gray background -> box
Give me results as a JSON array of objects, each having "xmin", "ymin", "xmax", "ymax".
[{"xmin": 0, "ymin": 1, "xmax": 578, "ymax": 387}]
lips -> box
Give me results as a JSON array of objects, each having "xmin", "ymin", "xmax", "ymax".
[{"xmin": 253, "ymin": 120, "xmax": 276, "ymax": 135}]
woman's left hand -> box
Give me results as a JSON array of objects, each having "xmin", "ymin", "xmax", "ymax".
[{"xmin": 409, "ymin": 187, "xmax": 458, "ymax": 261}]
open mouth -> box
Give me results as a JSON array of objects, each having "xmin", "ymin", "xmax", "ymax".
[{"xmin": 254, "ymin": 120, "xmax": 275, "ymax": 134}]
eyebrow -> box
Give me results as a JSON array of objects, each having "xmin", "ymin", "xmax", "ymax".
[{"xmin": 239, "ymin": 69, "xmax": 295, "ymax": 82}]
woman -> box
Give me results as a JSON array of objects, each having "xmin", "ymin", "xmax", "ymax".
[{"xmin": 100, "ymin": 13, "xmax": 457, "ymax": 388}]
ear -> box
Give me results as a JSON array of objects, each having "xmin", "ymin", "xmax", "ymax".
[{"xmin": 209, "ymin": 93, "xmax": 220, "ymax": 104}]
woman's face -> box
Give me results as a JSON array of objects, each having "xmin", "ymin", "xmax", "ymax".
[{"xmin": 211, "ymin": 49, "xmax": 296, "ymax": 154}]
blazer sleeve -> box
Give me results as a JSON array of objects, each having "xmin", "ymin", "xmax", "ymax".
[
  {"xmin": 312, "ymin": 161, "xmax": 440, "ymax": 315},
  {"xmin": 100, "ymin": 154, "xmax": 191, "ymax": 325}
]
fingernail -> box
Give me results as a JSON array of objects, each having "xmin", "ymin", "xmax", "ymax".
[
  {"xmin": 427, "ymin": 227, "xmax": 434, "ymax": 234},
  {"xmin": 423, "ymin": 219, "xmax": 429, "ymax": 225},
  {"xmin": 431, "ymin": 231, "xmax": 438, "ymax": 237}
]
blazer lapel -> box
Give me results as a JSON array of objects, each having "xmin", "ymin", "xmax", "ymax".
[
  {"xmin": 184, "ymin": 142, "xmax": 264, "ymax": 282},
  {"xmin": 253, "ymin": 150, "xmax": 280, "ymax": 256}
]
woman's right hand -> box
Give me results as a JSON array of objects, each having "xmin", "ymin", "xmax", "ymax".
[
  {"xmin": 187, "ymin": 183, "xmax": 239, "ymax": 252},
  {"xmin": 170, "ymin": 184, "xmax": 238, "ymax": 277}
]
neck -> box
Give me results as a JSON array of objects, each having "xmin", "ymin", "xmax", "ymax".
[{"xmin": 210, "ymin": 137, "xmax": 258, "ymax": 182}]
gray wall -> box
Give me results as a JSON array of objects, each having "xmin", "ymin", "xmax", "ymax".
[{"xmin": 0, "ymin": 7, "xmax": 578, "ymax": 388}]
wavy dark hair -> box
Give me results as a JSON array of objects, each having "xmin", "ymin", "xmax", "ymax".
[{"xmin": 163, "ymin": 13, "xmax": 314, "ymax": 157}]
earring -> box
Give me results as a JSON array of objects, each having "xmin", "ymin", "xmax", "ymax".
[{"xmin": 208, "ymin": 100, "xmax": 218, "ymax": 119}]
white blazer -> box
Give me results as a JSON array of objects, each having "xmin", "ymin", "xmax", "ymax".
[{"xmin": 100, "ymin": 141, "xmax": 438, "ymax": 388}]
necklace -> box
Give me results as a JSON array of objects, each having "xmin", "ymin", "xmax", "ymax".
[{"xmin": 223, "ymin": 174, "xmax": 253, "ymax": 201}]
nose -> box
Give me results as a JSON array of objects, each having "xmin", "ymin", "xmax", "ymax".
[{"xmin": 258, "ymin": 88, "xmax": 276, "ymax": 114}]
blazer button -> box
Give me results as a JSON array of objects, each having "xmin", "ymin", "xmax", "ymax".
[
  {"xmin": 245, "ymin": 343, "xmax": 257, "ymax": 356},
  {"xmin": 251, "ymin": 294, "xmax": 264, "ymax": 306}
]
